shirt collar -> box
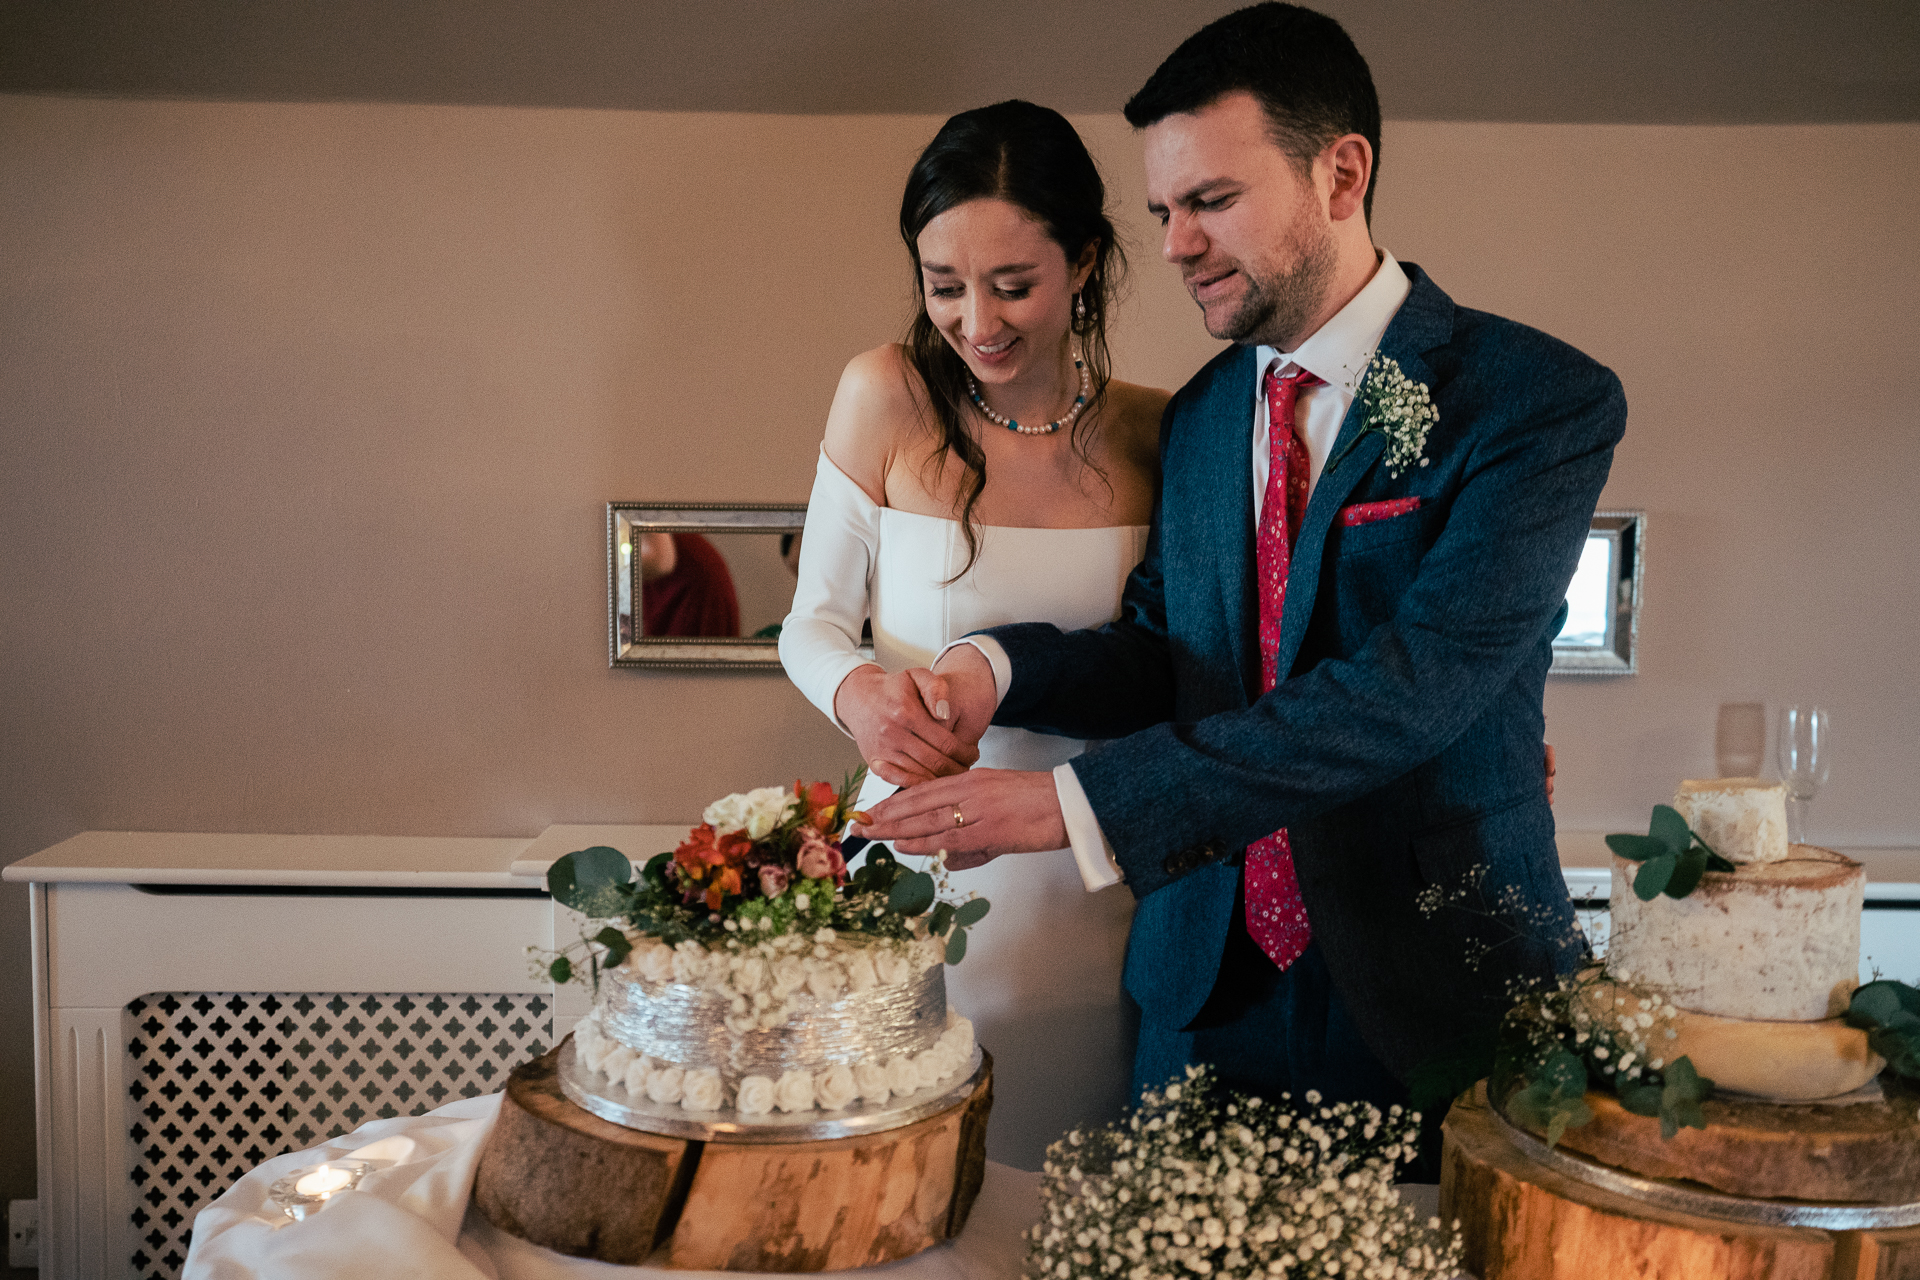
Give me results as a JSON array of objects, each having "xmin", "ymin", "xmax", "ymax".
[{"xmin": 1257, "ymin": 248, "xmax": 1412, "ymax": 390}]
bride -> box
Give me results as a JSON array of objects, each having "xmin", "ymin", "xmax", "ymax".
[{"xmin": 779, "ymin": 101, "xmax": 1166, "ymax": 1161}]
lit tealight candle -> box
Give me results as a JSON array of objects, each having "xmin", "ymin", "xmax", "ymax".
[{"xmin": 294, "ymin": 1164, "xmax": 353, "ymax": 1197}]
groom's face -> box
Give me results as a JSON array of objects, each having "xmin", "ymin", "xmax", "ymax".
[{"xmin": 1143, "ymin": 91, "xmax": 1336, "ymax": 351}]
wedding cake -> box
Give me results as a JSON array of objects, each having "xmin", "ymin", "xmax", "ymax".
[
  {"xmin": 1604, "ymin": 777, "xmax": 1878, "ymax": 1100},
  {"xmin": 544, "ymin": 778, "xmax": 985, "ymax": 1126}
]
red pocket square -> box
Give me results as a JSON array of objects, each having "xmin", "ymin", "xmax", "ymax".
[{"xmin": 1339, "ymin": 497, "xmax": 1421, "ymax": 527}]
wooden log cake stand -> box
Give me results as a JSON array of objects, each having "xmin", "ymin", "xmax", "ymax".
[
  {"xmin": 472, "ymin": 1040, "xmax": 994, "ymax": 1270},
  {"xmin": 1440, "ymin": 1080, "xmax": 1920, "ymax": 1280}
]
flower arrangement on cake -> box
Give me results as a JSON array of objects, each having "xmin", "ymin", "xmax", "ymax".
[
  {"xmin": 1027, "ymin": 1065, "xmax": 1463, "ymax": 1280},
  {"xmin": 534, "ymin": 772, "xmax": 989, "ymax": 1120}
]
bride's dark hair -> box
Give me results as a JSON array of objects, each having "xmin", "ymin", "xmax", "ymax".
[{"xmin": 899, "ymin": 100, "xmax": 1124, "ymax": 578}]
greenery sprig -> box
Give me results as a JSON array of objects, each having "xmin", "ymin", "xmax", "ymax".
[
  {"xmin": 1846, "ymin": 980, "xmax": 1920, "ymax": 1081},
  {"xmin": 1605, "ymin": 804, "xmax": 1737, "ymax": 901}
]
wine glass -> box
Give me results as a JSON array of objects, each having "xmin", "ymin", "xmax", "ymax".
[
  {"xmin": 1777, "ymin": 706, "xmax": 1830, "ymax": 846},
  {"xmin": 1715, "ymin": 702, "xmax": 1766, "ymax": 777}
]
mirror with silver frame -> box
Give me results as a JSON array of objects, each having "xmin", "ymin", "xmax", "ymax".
[
  {"xmin": 1550, "ymin": 510, "xmax": 1644, "ymax": 675},
  {"xmin": 611, "ymin": 501, "xmax": 1642, "ymax": 673},
  {"xmin": 610, "ymin": 502, "xmax": 813, "ymax": 668}
]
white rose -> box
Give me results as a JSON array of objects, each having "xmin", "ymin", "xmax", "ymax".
[
  {"xmin": 680, "ymin": 1068, "xmax": 724, "ymax": 1112},
  {"xmin": 736, "ymin": 1075, "xmax": 776, "ymax": 1115},
  {"xmin": 622, "ymin": 1055, "xmax": 653, "ymax": 1097},
  {"xmin": 771, "ymin": 957, "xmax": 807, "ymax": 998},
  {"xmin": 579, "ymin": 1032, "xmax": 613, "ymax": 1075},
  {"xmin": 874, "ymin": 950, "xmax": 912, "ymax": 987},
  {"xmin": 815, "ymin": 1064, "xmax": 858, "ymax": 1111},
  {"xmin": 775, "ymin": 1069, "xmax": 816, "ymax": 1113},
  {"xmin": 807, "ymin": 963, "xmax": 847, "ymax": 1002},
  {"xmin": 843, "ymin": 951, "xmax": 878, "ymax": 994},
  {"xmin": 602, "ymin": 1046, "xmax": 636, "ymax": 1082},
  {"xmin": 636, "ymin": 943, "xmax": 677, "ymax": 985},
  {"xmin": 854, "ymin": 1061, "xmax": 892, "ymax": 1103},
  {"xmin": 744, "ymin": 786, "xmax": 799, "ymax": 839},
  {"xmin": 646, "ymin": 1065, "xmax": 686, "ymax": 1105},
  {"xmin": 672, "ymin": 941, "xmax": 710, "ymax": 985},
  {"xmin": 911, "ymin": 1051, "xmax": 943, "ymax": 1091},
  {"xmin": 732, "ymin": 955, "xmax": 768, "ymax": 995},
  {"xmin": 947, "ymin": 1016, "xmax": 975, "ymax": 1061},
  {"xmin": 572, "ymin": 1018, "xmax": 601, "ymax": 1061},
  {"xmin": 884, "ymin": 1055, "xmax": 918, "ymax": 1097},
  {"xmin": 702, "ymin": 791, "xmax": 753, "ymax": 834}
]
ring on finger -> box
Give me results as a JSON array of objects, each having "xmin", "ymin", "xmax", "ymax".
[{"xmin": 953, "ymin": 806, "xmax": 965, "ymax": 828}]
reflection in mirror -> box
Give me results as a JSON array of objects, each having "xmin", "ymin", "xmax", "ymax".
[
  {"xmin": 1551, "ymin": 511, "xmax": 1643, "ymax": 675},
  {"xmin": 610, "ymin": 503, "xmax": 808, "ymax": 668}
]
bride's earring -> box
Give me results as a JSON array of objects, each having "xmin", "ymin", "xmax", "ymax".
[{"xmin": 1074, "ymin": 292, "xmax": 1087, "ymax": 328}]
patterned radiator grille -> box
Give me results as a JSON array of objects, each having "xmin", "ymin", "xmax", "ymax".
[{"xmin": 124, "ymin": 991, "xmax": 552, "ymax": 1278}]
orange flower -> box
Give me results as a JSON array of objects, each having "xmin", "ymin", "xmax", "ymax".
[
  {"xmin": 705, "ymin": 865, "xmax": 742, "ymax": 911},
  {"xmin": 674, "ymin": 823, "xmax": 752, "ymax": 884},
  {"xmin": 795, "ymin": 779, "xmax": 841, "ymax": 832}
]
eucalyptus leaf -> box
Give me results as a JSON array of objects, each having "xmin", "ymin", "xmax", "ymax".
[
  {"xmin": 955, "ymin": 898, "xmax": 991, "ymax": 927},
  {"xmin": 1704, "ymin": 851, "xmax": 1738, "ymax": 874},
  {"xmin": 1633, "ymin": 852, "xmax": 1677, "ymax": 901},
  {"xmin": 1657, "ymin": 1056, "xmax": 1713, "ymax": 1140},
  {"xmin": 1664, "ymin": 845, "xmax": 1709, "ymax": 899},
  {"xmin": 1849, "ymin": 980, "xmax": 1920, "ymax": 1028},
  {"xmin": 1605, "ymin": 834, "xmax": 1667, "ymax": 863},
  {"xmin": 548, "ymin": 956, "xmax": 573, "ymax": 984},
  {"xmin": 1648, "ymin": 805, "xmax": 1693, "ymax": 856},
  {"xmin": 1617, "ymin": 1081, "xmax": 1663, "ymax": 1117},
  {"xmin": 548, "ymin": 846, "xmax": 633, "ymax": 918},
  {"xmin": 929, "ymin": 901, "xmax": 956, "ymax": 937},
  {"xmin": 594, "ymin": 925, "xmax": 633, "ymax": 968},
  {"xmin": 888, "ymin": 870, "xmax": 936, "ymax": 918},
  {"xmin": 945, "ymin": 927, "xmax": 968, "ymax": 964}
]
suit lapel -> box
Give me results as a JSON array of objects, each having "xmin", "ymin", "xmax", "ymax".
[
  {"xmin": 1271, "ymin": 268, "xmax": 1456, "ymax": 678},
  {"xmin": 1190, "ymin": 347, "xmax": 1261, "ymax": 699}
]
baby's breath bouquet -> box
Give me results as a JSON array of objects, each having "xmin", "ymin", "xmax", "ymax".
[{"xmin": 1027, "ymin": 1066, "xmax": 1462, "ymax": 1280}]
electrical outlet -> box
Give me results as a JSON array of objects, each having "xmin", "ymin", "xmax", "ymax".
[{"xmin": 7, "ymin": 1199, "xmax": 37, "ymax": 1269}]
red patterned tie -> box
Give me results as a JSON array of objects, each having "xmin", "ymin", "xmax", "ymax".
[{"xmin": 1245, "ymin": 364, "xmax": 1322, "ymax": 971}]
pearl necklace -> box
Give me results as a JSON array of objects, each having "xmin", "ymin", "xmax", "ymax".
[{"xmin": 965, "ymin": 349, "xmax": 1089, "ymax": 436}]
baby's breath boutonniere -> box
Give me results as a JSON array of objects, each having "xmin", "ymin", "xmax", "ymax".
[{"xmin": 1326, "ymin": 352, "xmax": 1438, "ymax": 479}]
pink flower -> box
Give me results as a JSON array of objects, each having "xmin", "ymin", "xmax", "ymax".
[
  {"xmin": 758, "ymin": 864, "xmax": 790, "ymax": 898},
  {"xmin": 796, "ymin": 831, "xmax": 847, "ymax": 885}
]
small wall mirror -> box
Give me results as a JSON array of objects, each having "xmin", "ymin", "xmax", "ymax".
[
  {"xmin": 609, "ymin": 502, "xmax": 808, "ymax": 668},
  {"xmin": 1550, "ymin": 510, "xmax": 1644, "ymax": 675}
]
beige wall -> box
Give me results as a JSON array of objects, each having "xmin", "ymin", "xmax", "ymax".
[{"xmin": 3, "ymin": 98, "xmax": 1916, "ymax": 1200}]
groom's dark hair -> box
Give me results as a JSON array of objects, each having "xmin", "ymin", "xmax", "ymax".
[{"xmin": 1124, "ymin": 2, "xmax": 1381, "ymax": 222}]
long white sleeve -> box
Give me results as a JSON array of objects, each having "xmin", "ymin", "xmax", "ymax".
[{"xmin": 779, "ymin": 449, "xmax": 883, "ymax": 732}]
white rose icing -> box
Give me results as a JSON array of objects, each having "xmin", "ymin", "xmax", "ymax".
[
  {"xmin": 602, "ymin": 1046, "xmax": 636, "ymax": 1080},
  {"xmin": 815, "ymin": 1063, "xmax": 858, "ymax": 1111},
  {"xmin": 671, "ymin": 941, "xmax": 710, "ymax": 985},
  {"xmin": 680, "ymin": 1068, "xmax": 724, "ymax": 1112},
  {"xmin": 736, "ymin": 1075, "xmax": 776, "ymax": 1115},
  {"xmin": 646, "ymin": 1065, "xmax": 686, "ymax": 1106},
  {"xmin": 635, "ymin": 942, "xmax": 676, "ymax": 985},
  {"xmin": 884, "ymin": 1055, "xmax": 918, "ymax": 1098},
  {"xmin": 843, "ymin": 951, "xmax": 878, "ymax": 993},
  {"xmin": 854, "ymin": 1061, "xmax": 892, "ymax": 1103},
  {"xmin": 775, "ymin": 1069, "xmax": 816, "ymax": 1113},
  {"xmin": 622, "ymin": 1055, "xmax": 652, "ymax": 1097}
]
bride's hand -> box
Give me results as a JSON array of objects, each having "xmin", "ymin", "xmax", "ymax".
[{"xmin": 834, "ymin": 666, "xmax": 980, "ymax": 787}]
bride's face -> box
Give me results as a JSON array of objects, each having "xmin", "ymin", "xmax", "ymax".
[{"xmin": 916, "ymin": 198, "xmax": 1092, "ymax": 389}]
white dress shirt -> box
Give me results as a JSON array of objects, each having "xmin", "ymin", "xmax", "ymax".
[{"xmin": 955, "ymin": 250, "xmax": 1413, "ymax": 891}]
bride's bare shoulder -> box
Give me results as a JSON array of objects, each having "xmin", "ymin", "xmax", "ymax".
[{"xmin": 822, "ymin": 345, "xmax": 929, "ymax": 504}]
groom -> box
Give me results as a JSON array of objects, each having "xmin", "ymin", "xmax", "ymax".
[{"xmin": 860, "ymin": 3, "xmax": 1625, "ymax": 1114}]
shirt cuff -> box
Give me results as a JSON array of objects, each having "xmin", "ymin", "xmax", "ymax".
[
  {"xmin": 1054, "ymin": 763, "xmax": 1123, "ymax": 892},
  {"xmin": 935, "ymin": 636, "xmax": 1012, "ymax": 707}
]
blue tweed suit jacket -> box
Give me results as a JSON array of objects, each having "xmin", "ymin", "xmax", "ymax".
[{"xmin": 985, "ymin": 266, "xmax": 1626, "ymax": 1084}]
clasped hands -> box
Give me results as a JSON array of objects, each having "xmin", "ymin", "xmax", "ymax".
[{"xmin": 835, "ymin": 645, "xmax": 1068, "ymax": 867}]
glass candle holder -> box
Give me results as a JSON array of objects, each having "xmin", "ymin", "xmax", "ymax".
[{"xmin": 267, "ymin": 1160, "xmax": 371, "ymax": 1221}]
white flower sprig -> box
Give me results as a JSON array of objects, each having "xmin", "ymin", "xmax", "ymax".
[
  {"xmin": 1328, "ymin": 354, "xmax": 1437, "ymax": 480},
  {"xmin": 1026, "ymin": 1065, "xmax": 1462, "ymax": 1280}
]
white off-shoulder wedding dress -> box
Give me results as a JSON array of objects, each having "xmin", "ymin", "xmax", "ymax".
[{"xmin": 781, "ymin": 448, "xmax": 1148, "ymax": 1165}]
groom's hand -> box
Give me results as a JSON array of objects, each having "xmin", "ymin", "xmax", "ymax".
[
  {"xmin": 853, "ymin": 769, "xmax": 1066, "ymax": 870},
  {"xmin": 835, "ymin": 666, "xmax": 979, "ymax": 787}
]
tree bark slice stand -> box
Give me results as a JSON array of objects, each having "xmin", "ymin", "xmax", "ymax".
[
  {"xmin": 1440, "ymin": 1082, "xmax": 1920, "ymax": 1280},
  {"xmin": 473, "ymin": 1041, "xmax": 995, "ymax": 1269}
]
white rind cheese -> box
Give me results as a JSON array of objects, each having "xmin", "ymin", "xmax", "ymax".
[
  {"xmin": 1673, "ymin": 777, "xmax": 1789, "ymax": 864},
  {"xmin": 1607, "ymin": 847, "xmax": 1863, "ymax": 1022}
]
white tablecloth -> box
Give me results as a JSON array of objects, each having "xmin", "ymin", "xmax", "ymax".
[{"xmin": 184, "ymin": 1093, "xmax": 1040, "ymax": 1279}]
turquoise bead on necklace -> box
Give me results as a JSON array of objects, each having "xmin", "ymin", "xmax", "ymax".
[{"xmin": 966, "ymin": 349, "xmax": 1089, "ymax": 435}]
